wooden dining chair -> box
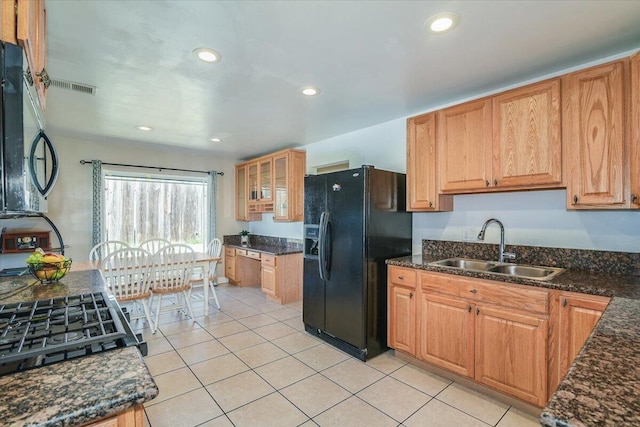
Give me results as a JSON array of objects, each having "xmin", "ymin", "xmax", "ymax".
[
  {"xmin": 150, "ymin": 244, "xmax": 196, "ymax": 328},
  {"xmin": 138, "ymin": 238, "xmax": 171, "ymax": 255},
  {"xmin": 89, "ymin": 240, "xmax": 130, "ymax": 264},
  {"xmin": 189, "ymin": 238, "xmax": 222, "ymax": 309},
  {"xmin": 99, "ymin": 247, "xmax": 155, "ymax": 332}
]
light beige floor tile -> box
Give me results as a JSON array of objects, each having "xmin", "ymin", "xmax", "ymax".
[
  {"xmin": 237, "ymin": 313, "xmax": 279, "ymax": 329},
  {"xmin": 272, "ymin": 331, "xmax": 322, "ymax": 354},
  {"xmin": 254, "ymin": 301, "xmax": 287, "ymax": 313},
  {"xmin": 282, "ymin": 316, "xmax": 306, "ymax": 331},
  {"xmin": 158, "ymin": 320, "xmax": 203, "ymax": 336},
  {"xmin": 198, "ymin": 415, "xmax": 235, "ymax": 427},
  {"xmin": 496, "ymin": 407, "xmax": 541, "ymax": 427},
  {"xmin": 227, "ymin": 392, "xmax": 308, "ymax": 427},
  {"xmin": 242, "ymin": 295, "xmax": 269, "ymax": 307},
  {"xmin": 218, "ymin": 330, "xmax": 266, "ymax": 351},
  {"xmin": 253, "ymin": 322, "xmax": 298, "ymax": 340},
  {"xmin": 176, "ymin": 339, "xmax": 229, "ymax": 365},
  {"xmin": 312, "ymin": 396, "xmax": 397, "ymax": 427},
  {"xmin": 321, "ymin": 359, "xmax": 385, "ymax": 393},
  {"xmin": 195, "ymin": 311, "xmax": 232, "ymax": 327},
  {"xmin": 219, "ymin": 300, "xmax": 251, "ymax": 311},
  {"xmin": 223, "ymin": 306, "xmax": 261, "ymax": 319},
  {"xmin": 366, "ymin": 350, "xmax": 407, "ymax": 374},
  {"xmin": 405, "ymin": 398, "xmax": 490, "ymax": 427},
  {"xmin": 145, "ymin": 336, "xmax": 174, "ymax": 356},
  {"xmin": 165, "ymin": 328, "xmax": 214, "ymax": 349},
  {"xmin": 285, "ymin": 300, "xmax": 302, "ymax": 311},
  {"xmin": 146, "ymin": 367, "xmax": 202, "ymax": 405},
  {"xmin": 299, "ymin": 421, "xmax": 319, "ymax": 427},
  {"xmin": 204, "ymin": 320, "xmax": 249, "ymax": 338},
  {"xmin": 280, "ymin": 374, "xmax": 351, "ymax": 418},
  {"xmin": 191, "ymin": 353, "xmax": 250, "ymax": 385},
  {"xmin": 145, "ymin": 388, "xmax": 223, "ymax": 426},
  {"xmin": 254, "ymin": 355, "xmax": 316, "ymax": 389},
  {"xmin": 293, "ymin": 344, "xmax": 349, "ymax": 371},
  {"xmin": 234, "ymin": 341, "xmax": 288, "ymax": 368},
  {"xmin": 356, "ymin": 376, "xmax": 431, "ymax": 423},
  {"xmin": 205, "ymin": 371, "xmax": 275, "ymax": 412},
  {"xmin": 437, "ymin": 383, "xmax": 510, "ymax": 425},
  {"xmin": 143, "ymin": 350, "xmax": 186, "ymax": 376},
  {"xmin": 268, "ymin": 307, "xmax": 301, "ymax": 321},
  {"xmin": 390, "ymin": 363, "xmax": 452, "ymax": 396}
]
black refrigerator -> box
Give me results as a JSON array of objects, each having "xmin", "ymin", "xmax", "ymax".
[{"xmin": 303, "ymin": 166, "xmax": 412, "ymax": 361}]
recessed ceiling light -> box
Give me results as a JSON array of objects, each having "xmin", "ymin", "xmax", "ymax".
[
  {"xmin": 300, "ymin": 86, "xmax": 320, "ymax": 96},
  {"xmin": 193, "ymin": 47, "xmax": 221, "ymax": 63},
  {"xmin": 137, "ymin": 126, "xmax": 152, "ymax": 131},
  {"xmin": 425, "ymin": 13, "xmax": 458, "ymax": 34},
  {"xmin": 210, "ymin": 137, "xmax": 222, "ymax": 142}
]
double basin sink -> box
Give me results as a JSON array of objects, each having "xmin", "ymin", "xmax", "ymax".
[{"xmin": 428, "ymin": 258, "xmax": 564, "ymax": 281}]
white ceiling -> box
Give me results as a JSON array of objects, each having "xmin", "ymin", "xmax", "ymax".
[{"xmin": 43, "ymin": 1, "xmax": 640, "ymax": 160}]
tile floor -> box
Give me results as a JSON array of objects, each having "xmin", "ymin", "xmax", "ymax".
[{"xmin": 126, "ymin": 283, "xmax": 542, "ymax": 427}]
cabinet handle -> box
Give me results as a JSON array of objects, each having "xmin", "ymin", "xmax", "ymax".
[
  {"xmin": 573, "ymin": 195, "xmax": 578, "ymax": 204},
  {"xmin": 632, "ymin": 194, "xmax": 638, "ymax": 203},
  {"xmin": 476, "ymin": 307, "xmax": 480, "ymax": 316},
  {"xmin": 467, "ymin": 305, "xmax": 472, "ymax": 313},
  {"xmin": 398, "ymin": 276, "xmax": 404, "ymax": 280},
  {"xmin": 494, "ymin": 179, "xmax": 498, "ymax": 186},
  {"xmin": 470, "ymin": 289, "xmax": 477, "ymax": 294},
  {"xmin": 485, "ymin": 180, "xmax": 490, "ymax": 187},
  {"xmin": 429, "ymin": 201, "xmax": 433, "ymax": 208},
  {"xmin": 409, "ymin": 292, "xmax": 414, "ymax": 299},
  {"xmin": 562, "ymin": 298, "xmax": 567, "ymax": 307}
]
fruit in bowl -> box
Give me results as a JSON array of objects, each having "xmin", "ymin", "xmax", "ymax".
[{"xmin": 26, "ymin": 249, "xmax": 72, "ymax": 282}]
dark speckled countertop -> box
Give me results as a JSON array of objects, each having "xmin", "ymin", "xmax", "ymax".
[
  {"xmin": 388, "ymin": 240, "xmax": 640, "ymax": 427},
  {"xmin": 225, "ymin": 242, "xmax": 302, "ymax": 255},
  {"xmin": 0, "ymin": 270, "xmax": 158, "ymax": 427}
]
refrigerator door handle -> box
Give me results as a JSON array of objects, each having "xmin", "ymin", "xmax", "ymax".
[
  {"xmin": 318, "ymin": 211, "xmax": 331, "ymax": 281},
  {"xmin": 324, "ymin": 218, "xmax": 332, "ymax": 279}
]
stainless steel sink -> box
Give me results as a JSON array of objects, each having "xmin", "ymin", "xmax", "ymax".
[{"xmin": 428, "ymin": 257, "xmax": 564, "ymax": 281}]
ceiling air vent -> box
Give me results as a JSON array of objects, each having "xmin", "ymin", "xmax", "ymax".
[{"xmin": 49, "ymin": 78, "xmax": 96, "ymax": 95}]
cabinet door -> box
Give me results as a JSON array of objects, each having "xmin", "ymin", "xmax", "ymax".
[
  {"xmin": 631, "ymin": 52, "xmax": 640, "ymax": 208},
  {"xmin": 225, "ymin": 252, "xmax": 236, "ymax": 282},
  {"xmin": 558, "ymin": 293, "xmax": 609, "ymax": 378},
  {"xmin": 438, "ymin": 98, "xmax": 493, "ymax": 193},
  {"xmin": 247, "ymin": 162, "xmax": 259, "ymax": 203},
  {"xmin": 259, "ymin": 157, "xmax": 273, "ymax": 203},
  {"xmin": 493, "ymin": 79, "xmax": 562, "ymax": 189},
  {"xmin": 273, "ymin": 154, "xmax": 288, "ymax": 220},
  {"xmin": 564, "ymin": 60, "xmax": 628, "ymax": 208},
  {"xmin": 17, "ymin": 0, "xmax": 47, "ymax": 109},
  {"xmin": 388, "ymin": 285, "xmax": 417, "ymax": 355},
  {"xmin": 261, "ymin": 264, "xmax": 276, "ymax": 296},
  {"xmin": 475, "ymin": 305, "xmax": 548, "ymax": 406},
  {"xmin": 235, "ymin": 164, "xmax": 247, "ymax": 221},
  {"xmin": 417, "ymin": 291, "xmax": 474, "ymax": 378},
  {"xmin": 407, "ymin": 113, "xmax": 452, "ymax": 211}
]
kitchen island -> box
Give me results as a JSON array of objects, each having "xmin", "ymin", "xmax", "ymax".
[
  {"xmin": 0, "ymin": 269, "xmax": 158, "ymax": 427},
  {"xmin": 387, "ymin": 240, "xmax": 640, "ymax": 427}
]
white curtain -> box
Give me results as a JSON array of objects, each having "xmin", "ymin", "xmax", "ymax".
[
  {"xmin": 91, "ymin": 160, "xmax": 104, "ymax": 247},
  {"xmin": 207, "ymin": 171, "xmax": 217, "ymax": 242}
]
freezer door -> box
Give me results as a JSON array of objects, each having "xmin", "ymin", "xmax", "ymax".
[
  {"xmin": 303, "ymin": 257, "xmax": 325, "ymax": 330},
  {"xmin": 324, "ymin": 168, "xmax": 366, "ymax": 349}
]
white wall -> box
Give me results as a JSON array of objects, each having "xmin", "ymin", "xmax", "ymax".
[{"xmin": 0, "ymin": 136, "xmax": 239, "ymax": 268}]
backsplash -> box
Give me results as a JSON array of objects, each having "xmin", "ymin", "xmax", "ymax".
[
  {"xmin": 223, "ymin": 234, "xmax": 303, "ymax": 250},
  {"xmin": 422, "ymin": 239, "xmax": 640, "ymax": 276}
]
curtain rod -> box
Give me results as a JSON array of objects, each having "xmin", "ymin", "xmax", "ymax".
[{"xmin": 79, "ymin": 160, "xmax": 224, "ymax": 176}]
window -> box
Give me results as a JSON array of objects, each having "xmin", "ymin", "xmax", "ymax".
[{"xmin": 103, "ymin": 172, "xmax": 207, "ymax": 252}]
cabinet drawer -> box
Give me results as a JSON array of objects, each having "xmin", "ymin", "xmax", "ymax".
[
  {"xmin": 235, "ymin": 249, "xmax": 248, "ymax": 256},
  {"xmin": 261, "ymin": 254, "xmax": 276, "ymax": 267},
  {"xmin": 388, "ymin": 266, "xmax": 417, "ymax": 288},
  {"xmin": 421, "ymin": 271, "xmax": 549, "ymax": 314},
  {"xmin": 225, "ymin": 247, "xmax": 236, "ymax": 257},
  {"xmin": 246, "ymin": 250, "xmax": 261, "ymax": 260}
]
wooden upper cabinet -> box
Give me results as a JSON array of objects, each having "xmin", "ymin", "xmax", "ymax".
[
  {"xmin": 438, "ymin": 98, "xmax": 493, "ymax": 193},
  {"xmin": 492, "ymin": 79, "xmax": 562, "ymax": 189},
  {"xmin": 406, "ymin": 113, "xmax": 453, "ymax": 211},
  {"xmin": 273, "ymin": 149, "xmax": 306, "ymax": 222},
  {"xmin": 563, "ymin": 59, "xmax": 628, "ymax": 209},
  {"xmin": 235, "ymin": 163, "xmax": 247, "ymax": 221},
  {"xmin": 258, "ymin": 157, "xmax": 273, "ymax": 203},
  {"xmin": 630, "ymin": 52, "xmax": 640, "ymax": 208}
]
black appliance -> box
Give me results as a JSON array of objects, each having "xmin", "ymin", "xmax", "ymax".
[
  {"xmin": 0, "ymin": 42, "xmax": 58, "ymax": 215},
  {"xmin": 303, "ymin": 166, "xmax": 412, "ymax": 361},
  {"xmin": 0, "ymin": 292, "xmax": 146, "ymax": 376}
]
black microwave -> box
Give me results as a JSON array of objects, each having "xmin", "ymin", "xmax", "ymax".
[{"xmin": 0, "ymin": 42, "xmax": 58, "ymax": 216}]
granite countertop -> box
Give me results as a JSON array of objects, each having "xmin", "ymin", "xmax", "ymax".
[
  {"xmin": 226, "ymin": 242, "xmax": 303, "ymax": 255},
  {"xmin": 386, "ymin": 253, "xmax": 640, "ymax": 427},
  {"xmin": 0, "ymin": 270, "xmax": 159, "ymax": 427}
]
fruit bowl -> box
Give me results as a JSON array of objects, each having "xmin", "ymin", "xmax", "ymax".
[{"xmin": 27, "ymin": 259, "xmax": 72, "ymax": 283}]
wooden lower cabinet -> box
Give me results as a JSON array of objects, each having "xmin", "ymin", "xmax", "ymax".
[
  {"xmin": 83, "ymin": 404, "xmax": 144, "ymax": 427},
  {"xmin": 417, "ymin": 291, "xmax": 474, "ymax": 378},
  {"xmin": 224, "ymin": 247, "xmax": 236, "ymax": 282},
  {"xmin": 475, "ymin": 305, "xmax": 548, "ymax": 407},
  {"xmin": 259, "ymin": 253, "xmax": 303, "ymax": 304},
  {"xmin": 387, "ymin": 267, "xmax": 417, "ymax": 355}
]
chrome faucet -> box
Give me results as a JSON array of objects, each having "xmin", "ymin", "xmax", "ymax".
[{"xmin": 477, "ymin": 218, "xmax": 516, "ymax": 263}]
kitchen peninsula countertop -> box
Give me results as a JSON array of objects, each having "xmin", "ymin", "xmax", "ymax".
[
  {"xmin": 225, "ymin": 242, "xmax": 303, "ymax": 255},
  {"xmin": 0, "ymin": 270, "xmax": 159, "ymax": 427},
  {"xmin": 387, "ymin": 254, "xmax": 640, "ymax": 427}
]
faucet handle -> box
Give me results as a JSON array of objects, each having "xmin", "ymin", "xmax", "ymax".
[{"xmin": 503, "ymin": 251, "xmax": 516, "ymax": 261}]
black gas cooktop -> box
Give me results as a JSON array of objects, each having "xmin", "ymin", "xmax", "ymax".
[{"xmin": 0, "ymin": 292, "xmax": 143, "ymax": 376}]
